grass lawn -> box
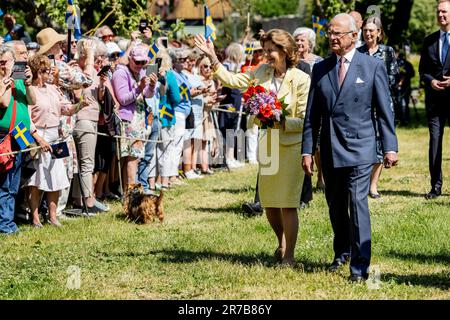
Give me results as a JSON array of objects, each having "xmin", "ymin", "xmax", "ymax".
[{"xmin": 0, "ymin": 104, "xmax": 449, "ymax": 300}]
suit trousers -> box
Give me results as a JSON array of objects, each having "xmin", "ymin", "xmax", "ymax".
[
  {"xmin": 322, "ymin": 163, "xmax": 372, "ymax": 277},
  {"xmin": 426, "ymin": 106, "xmax": 450, "ymax": 192}
]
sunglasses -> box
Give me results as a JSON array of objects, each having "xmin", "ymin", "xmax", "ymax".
[
  {"xmin": 0, "ymin": 60, "xmax": 8, "ymax": 66},
  {"xmin": 102, "ymin": 34, "xmax": 115, "ymax": 41},
  {"xmin": 201, "ymin": 65, "xmax": 211, "ymax": 69},
  {"xmin": 109, "ymin": 53, "xmax": 120, "ymax": 60},
  {"xmin": 133, "ymin": 60, "xmax": 146, "ymax": 65},
  {"xmin": 40, "ymin": 68, "xmax": 51, "ymax": 74},
  {"xmin": 176, "ymin": 57, "xmax": 187, "ymax": 63}
]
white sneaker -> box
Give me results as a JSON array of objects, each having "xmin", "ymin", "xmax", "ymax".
[
  {"xmin": 184, "ymin": 170, "xmax": 204, "ymax": 179},
  {"xmin": 228, "ymin": 159, "xmax": 245, "ymax": 168}
]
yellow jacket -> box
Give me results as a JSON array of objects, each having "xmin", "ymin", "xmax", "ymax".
[{"xmin": 214, "ymin": 63, "xmax": 310, "ymax": 145}]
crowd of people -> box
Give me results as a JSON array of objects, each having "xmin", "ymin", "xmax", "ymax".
[{"xmin": 1, "ymin": 0, "xmax": 449, "ymax": 283}]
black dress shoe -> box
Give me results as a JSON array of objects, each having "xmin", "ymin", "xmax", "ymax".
[
  {"xmin": 349, "ymin": 274, "xmax": 368, "ymax": 283},
  {"xmin": 425, "ymin": 190, "xmax": 441, "ymax": 200},
  {"xmin": 328, "ymin": 259, "xmax": 346, "ymax": 272},
  {"xmin": 242, "ymin": 202, "xmax": 263, "ymax": 216}
]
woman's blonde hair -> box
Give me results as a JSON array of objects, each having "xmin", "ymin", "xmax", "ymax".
[
  {"xmin": 157, "ymin": 47, "xmax": 172, "ymax": 73},
  {"xmin": 28, "ymin": 54, "xmax": 51, "ymax": 79},
  {"xmin": 196, "ymin": 55, "xmax": 212, "ymax": 79},
  {"xmin": 260, "ymin": 29, "xmax": 299, "ymax": 68}
]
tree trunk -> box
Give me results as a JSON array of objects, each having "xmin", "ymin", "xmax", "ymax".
[{"xmin": 387, "ymin": 0, "xmax": 414, "ymax": 47}]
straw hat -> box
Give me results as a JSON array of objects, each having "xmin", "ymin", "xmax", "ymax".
[{"xmin": 36, "ymin": 28, "xmax": 66, "ymax": 54}]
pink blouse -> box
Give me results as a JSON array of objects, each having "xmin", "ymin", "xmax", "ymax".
[{"xmin": 29, "ymin": 84, "xmax": 74, "ymax": 128}]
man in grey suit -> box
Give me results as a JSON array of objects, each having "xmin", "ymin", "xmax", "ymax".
[{"xmin": 302, "ymin": 13, "xmax": 398, "ymax": 282}]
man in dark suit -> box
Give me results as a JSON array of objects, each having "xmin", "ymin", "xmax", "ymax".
[
  {"xmin": 419, "ymin": 0, "xmax": 450, "ymax": 200},
  {"xmin": 302, "ymin": 13, "xmax": 398, "ymax": 282}
]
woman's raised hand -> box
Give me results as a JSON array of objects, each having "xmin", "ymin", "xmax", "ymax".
[{"xmin": 194, "ymin": 35, "xmax": 216, "ymax": 59}]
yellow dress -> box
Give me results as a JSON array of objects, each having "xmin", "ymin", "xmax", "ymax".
[{"xmin": 214, "ymin": 64, "xmax": 310, "ymax": 208}]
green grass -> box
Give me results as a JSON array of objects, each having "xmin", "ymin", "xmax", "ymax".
[{"xmin": 0, "ymin": 104, "xmax": 449, "ymax": 300}]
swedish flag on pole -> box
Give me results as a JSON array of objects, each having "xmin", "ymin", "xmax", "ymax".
[
  {"xmin": 11, "ymin": 122, "xmax": 35, "ymax": 150},
  {"xmin": 66, "ymin": 0, "xmax": 82, "ymax": 40},
  {"xmin": 148, "ymin": 42, "xmax": 160, "ymax": 60},
  {"xmin": 312, "ymin": 15, "xmax": 327, "ymax": 37},
  {"xmin": 204, "ymin": 5, "xmax": 217, "ymax": 42},
  {"xmin": 179, "ymin": 83, "xmax": 191, "ymax": 102},
  {"xmin": 245, "ymin": 42, "xmax": 254, "ymax": 55}
]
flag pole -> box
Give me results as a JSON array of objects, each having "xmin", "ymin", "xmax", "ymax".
[{"xmin": 67, "ymin": 28, "xmax": 72, "ymax": 63}]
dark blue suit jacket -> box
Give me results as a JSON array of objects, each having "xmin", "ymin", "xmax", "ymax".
[{"xmin": 302, "ymin": 50, "xmax": 398, "ymax": 168}]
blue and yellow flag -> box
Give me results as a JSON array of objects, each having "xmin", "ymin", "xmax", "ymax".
[
  {"xmin": 148, "ymin": 42, "xmax": 160, "ymax": 60},
  {"xmin": 159, "ymin": 105, "xmax": 174, "ymax": 120},
  {"xmin": 11, "ymin": 122, "xmax": 35, "ymax": 150},
  {"xmin": 66, "ymin": 0, "xmax": 82, "ymax": 40},
  {"xmin": 312, "ymin": 15, "xmax": 327, "ymax": 37},
  {"xmin": 204, "ymin": 5, "xmax": 217, "ymax": 42},
  {"xmin": 179, "ymin": 83, "xmax": 191, "ymax": 102},
  {"xmin": 245, "ymin": 42, "xmax": 254, "ymax": 55}
]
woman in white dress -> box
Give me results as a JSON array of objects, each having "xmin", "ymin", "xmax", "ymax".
[{"xmin": 26, "ymin": 54, "xmax": 86, "ymax": 227}]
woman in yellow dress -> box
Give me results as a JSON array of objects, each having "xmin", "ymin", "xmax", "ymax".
[{"xmin": 195, "ymin": 29, "xmax": 310, "ymax": 266}]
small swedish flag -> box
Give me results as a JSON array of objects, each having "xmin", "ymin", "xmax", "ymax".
[
  {"xmin": 11, "ymin": 122, "xmax": 35, "ymax": 150},
  {"xmin": 312, "ymin": 15, "xmax": 328, "ymax": 37},
  {"xmin": 204, "ymin": 5, "xmax": 217, "ymax": 42},
  {"xmin": 179, "ymin": 83, "xmax": 191, "ymax": 102},
  {"xmin": 245, "ymin": 42, "xmax": 254, "ymax": 55},
  {"xmin": 148, "ymin": 42, "xmax": 160, "ymax": 60},
  {"xmin": 159, "ymin": 105, "xmax": 174, "ymax": 120},
  {"xmin": 66, "ymin": 0, "xmax": 82, "ymax": 40}
]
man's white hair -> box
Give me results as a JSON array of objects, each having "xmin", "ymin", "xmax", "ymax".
[{"xmin": 333, "ymin": 13, "xmax": 357, "ymax": 32}]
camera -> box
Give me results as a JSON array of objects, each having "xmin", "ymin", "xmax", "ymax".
[
  {"xmin": 11, "ymin": 61, "xmax": 27, "ymax": 80},
  {"xmin": 139, "ymin": 19, "xmax": 149, "ymax": 33}
]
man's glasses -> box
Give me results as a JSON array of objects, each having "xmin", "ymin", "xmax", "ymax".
[
  {"xmin": 176, "ymin": 58, "xmax": 187, "ymax": 63},
  {"xmin": 133, "ymin": 60, "xmax": 146, "ymax": 65},
  {"xmin": 326, "ymin": 30, "xmax": 353, "ymax": 39},
  {"xmin": 102, "ymin": 34, "xmax": 115, "ymax": 41}
]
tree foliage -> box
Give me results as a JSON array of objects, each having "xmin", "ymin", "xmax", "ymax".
[{"xmin": 1, "ymin": 0, "xmax": 184, "ymax": 40}]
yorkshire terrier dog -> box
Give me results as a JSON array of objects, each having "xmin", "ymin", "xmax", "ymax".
[{"xmin": 124, "ymin": 184, "xmax": 164, "ymax": 223}]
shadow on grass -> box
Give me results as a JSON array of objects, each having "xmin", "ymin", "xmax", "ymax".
[
  {"xmin": 384, "ymin": 251, "xmax": 450, "ymax": 266},
  {"xmin": 381, "ymin": 272, "xmax": 449, "ymax": 290},
  {"xmin": 211, "ymin": 187, "xmax": 255, "ymax": 194},
  {"xmin": 147, "ymin": 248, "xmax": 329, "ymax": 271},
  {"xmin": 191, "ymin": 203, "xmax": 244, "ymax": 214},
  {"xmin": 378, "ymin": 190, "xmax": 427, "ymax": 198},
  {"xmin": 96, "ymin": 248, "xmax": 329, "ymax": 270}
]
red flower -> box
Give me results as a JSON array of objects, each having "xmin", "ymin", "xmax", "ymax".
[
  {"xmin": 274, "ymin": 99, "xmax": 282, "ymax": 110},
  {"xmin": 260, "ymin": 104, "xmax": 273, "ymax": 118},
  {"xmin": 254, "ymin": 85, "xmax": 266, "ymax": 94},
  {"xmin": 243, "ymin": 86, "xmax": 256, "ymax": 102}
]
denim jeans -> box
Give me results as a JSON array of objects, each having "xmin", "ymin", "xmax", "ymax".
[
  {"xmin": 137, "ymin": 119, "xmax": 160, "ymax": 191},
  {"xmin": 0, "ymin": 152, "xmax": 22, "ymax": 234}
]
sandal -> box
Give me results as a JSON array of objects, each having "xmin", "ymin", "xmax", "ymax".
[{"xmin": 274, "ymin": 248, "xmax": 284, "ymax": 263}]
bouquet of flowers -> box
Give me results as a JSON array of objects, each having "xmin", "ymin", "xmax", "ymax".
[{"xmin": 243, "ymin": 85, "xmax": 288, "ymax": 128}]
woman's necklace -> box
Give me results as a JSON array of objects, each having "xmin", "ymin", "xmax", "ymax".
[{"xmin": 272, "ymin": 69, "xmax": 286, "ymax": 95}]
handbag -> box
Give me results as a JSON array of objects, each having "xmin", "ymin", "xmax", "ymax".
[
  {"xmin": 185, "ymin": 108, "xmax": 195, "ymax": 129},
  {"xmin": 0, "ymin": 83, "xmax": 17, "ymax": 173}
]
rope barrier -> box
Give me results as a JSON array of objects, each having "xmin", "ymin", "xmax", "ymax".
[{"xmin": 0, "ymin": 111, "xmax": 216, "ymax": 157}]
